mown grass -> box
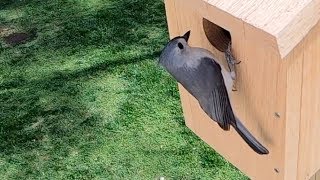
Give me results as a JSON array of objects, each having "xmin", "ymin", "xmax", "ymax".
[{"xmin": 0, "ymin": 0, "xmax": 247, "ymax": 179}]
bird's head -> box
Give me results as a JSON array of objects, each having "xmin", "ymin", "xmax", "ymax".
[{"xmin": 159, "ymin": 31, "xmax": 191, "ymax": 67}]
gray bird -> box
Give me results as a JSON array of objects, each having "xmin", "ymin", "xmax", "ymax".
[{"xmin": 159, "ymin": 31, "xmax": 269, "ymax": 155}]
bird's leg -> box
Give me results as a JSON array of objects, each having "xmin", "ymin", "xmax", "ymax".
[{"xmin": 225, "ymin": 42, "xmax": 241, "ymax": 91}]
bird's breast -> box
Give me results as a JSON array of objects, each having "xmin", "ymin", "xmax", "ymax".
[{"xmin": 221, "ymin": 68, "xmax": 233, "ymax": 94}]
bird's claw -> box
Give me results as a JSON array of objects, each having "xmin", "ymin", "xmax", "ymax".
[{"xmin": 235, "ymin": 61, "xmax": 241, "ymax": 65}]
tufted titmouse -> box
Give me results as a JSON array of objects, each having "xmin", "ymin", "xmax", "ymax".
[{"xmin": 159, "ymin": 31, "xmax": 269, "ymax": 155}]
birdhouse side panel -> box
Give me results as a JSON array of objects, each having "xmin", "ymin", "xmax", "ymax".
[
  {"xmin": 297, "ymin": 20, "xmax": 320, "ymax": 180},
  {"xmin": 283, "ymin": 38, "xmax": 304, "ymax": 180}
]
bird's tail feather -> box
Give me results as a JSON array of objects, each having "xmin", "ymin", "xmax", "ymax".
[{"xmin": 232, "ymin": 117, "xmax": 269, "ymax": 155}]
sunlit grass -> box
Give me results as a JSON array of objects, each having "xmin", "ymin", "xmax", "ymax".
[{"xmin": 0, "ymin": 0, "xmax": 247, "ymax": 179}]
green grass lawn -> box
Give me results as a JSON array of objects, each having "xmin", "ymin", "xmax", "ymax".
[{"xmin": 0, "ymin": 0, "xmax": 247, "ymax": 179}]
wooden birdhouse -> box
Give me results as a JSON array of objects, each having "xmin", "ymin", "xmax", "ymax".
[{"xmin": 163, "ymin": 0, "xmax": 320, "ymax": 179}]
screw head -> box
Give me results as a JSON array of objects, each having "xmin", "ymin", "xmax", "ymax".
[{"xmin": 275, "ymin": 112, "xmax": 281, "ymax": 118}]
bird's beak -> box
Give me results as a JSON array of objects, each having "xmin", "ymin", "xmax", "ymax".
[{"xmin": 182, "ymin": 30, "xmax": 191, "ymax": 42}]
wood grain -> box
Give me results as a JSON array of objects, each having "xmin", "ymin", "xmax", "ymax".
[
  {"xmin": 297, "ymin": 21, "xmax": 320, "ymax": 180},
  {"xmin": 204, "ymin": 0, "xmax": 320, "ymax": 58},
  {"xmin": 283, "ymin": 38, "xmax": 304, "ymax": 180}
]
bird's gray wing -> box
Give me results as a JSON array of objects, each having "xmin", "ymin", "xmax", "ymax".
[{"xmin": 193, "ymin": 57, "xmax": 235, "ymax": 130}]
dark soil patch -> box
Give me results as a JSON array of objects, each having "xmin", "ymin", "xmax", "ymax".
[{"xmin": 3, "ymin": 28, "xmax": 37, "ymax": 46}]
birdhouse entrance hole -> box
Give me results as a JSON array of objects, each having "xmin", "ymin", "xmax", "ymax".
[{"xmin": 203, "ymin": 18, "xmax": 231, "ymax": 52}]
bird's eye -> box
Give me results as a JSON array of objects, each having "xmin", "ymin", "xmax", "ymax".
[{"xmin": 178, "ymin": 42, "xmax": 184, "ymax": 49}]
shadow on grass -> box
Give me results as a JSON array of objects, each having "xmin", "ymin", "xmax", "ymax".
[
  {"xmin": 0, "ymin": 50, "xmax": 158, "ymax": 151},
  {"xmin": 0, "ymin": 0, "xmax": 169, "ymax": 178},
  {"xmin": 0, "ymin": 0, "xmax": 23, "ymax": 9}
]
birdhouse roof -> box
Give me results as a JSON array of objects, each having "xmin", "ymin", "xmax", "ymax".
[{"xmin": 206, "ymin": 0, "xmax": 320, "ymax": 58}]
